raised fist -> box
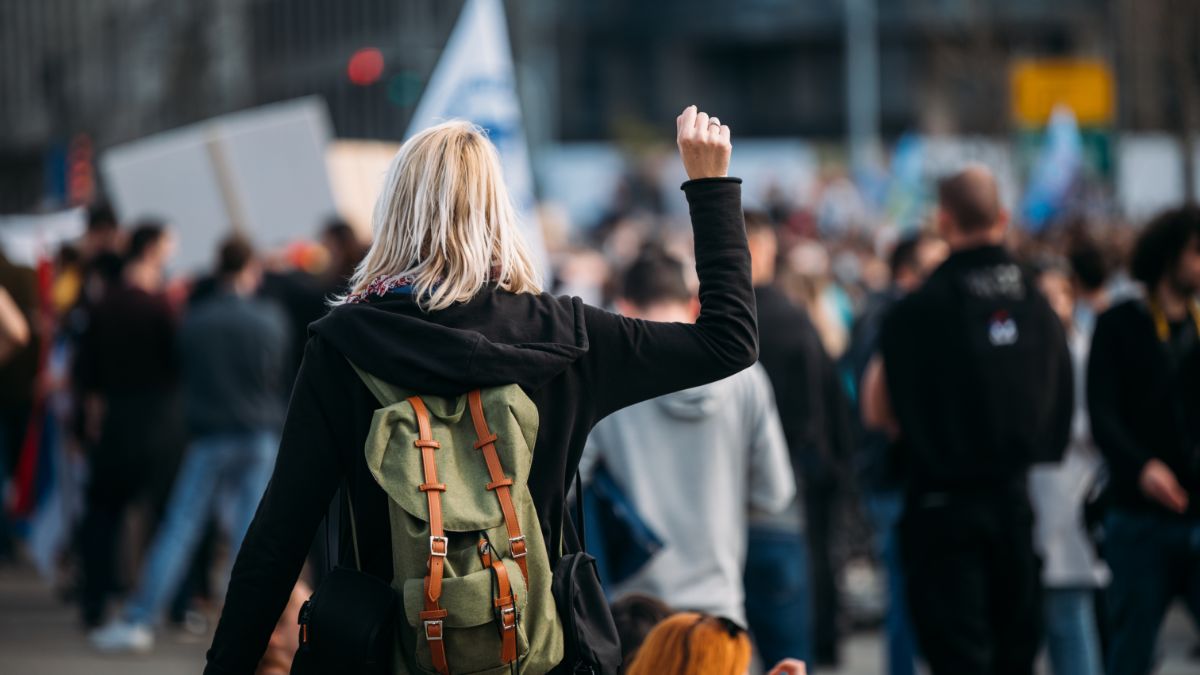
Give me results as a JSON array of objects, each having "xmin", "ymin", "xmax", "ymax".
[{"xmin": 676, "ymin": 105, "xmax": 731, "ymax": 180}]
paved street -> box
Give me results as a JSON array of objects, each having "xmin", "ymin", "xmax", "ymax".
[{"xmin": 0, "ymin": 561, "xmax": 1195, "ymax": 675}]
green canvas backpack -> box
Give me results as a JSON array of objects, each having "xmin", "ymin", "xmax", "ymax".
[{"xmin": 352, "ymin": 365, "xmax": 564, "ymax": 675}]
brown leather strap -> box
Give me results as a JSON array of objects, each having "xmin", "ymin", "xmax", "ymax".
[
  {"xmin": 477, "ymin": 539, "xmax": 518, "ymax": 664},
  {"xmin": 467, "ymin": 390, "xmax": 529, "ymax": 580},
  {"xmin": 491, "ymin": 559, "xmax": 519, "ymax": 664},
  {"xmin": 408, "ymin": 396, "xmax": 449, "ymax": 675}
]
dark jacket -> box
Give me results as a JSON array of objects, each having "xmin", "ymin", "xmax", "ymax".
[
  {"xmin": 754, "ymin": 285, "xmax": 845, "ymax": 489},
  {"xmin": 845, "ymin": 286, "xmax": 904, "ymax": 492},
  {"xmin": 880, "ymin": 245, "xmax": 1073, "ymax": 495},
  {"xmin": 204, "ymin": 177, "xmax": 758, "ymax": 674},
  {"xmin": 1088, "ymin": 299, "xmax": 1200, "ymax": 517},
  {"xmin": 180, "ymin": 291, "xmax": 290, "ymax": 436}
]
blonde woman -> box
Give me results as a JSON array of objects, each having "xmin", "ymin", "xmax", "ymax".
[{"xmin": 205, "ymin": 106, "xmax": 755, "ymax": 674}]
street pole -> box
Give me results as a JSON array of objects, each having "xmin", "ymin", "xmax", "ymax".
[{"xmin": 845, "ymin": 0, "xmax": 881, "ymax": 176}]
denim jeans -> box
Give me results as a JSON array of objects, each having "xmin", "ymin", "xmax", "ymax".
[
  {"xmin": 123, "ymin": 430, "xmax": 277, "ymax": 625},
  {"xmin": 1043, "ymin": 587, "xmax": 1103, "ymax": 675},
  {"xmin": 866, "ymin": 491, "xmax": 917, "ymax": 675},
  {"xmin": 1103, "ymin": 508, "xmax": 1200, "ymax": 675},
  {"xmin": 744, "ymin": 526, "xmax": 812, "ymax": 665}
]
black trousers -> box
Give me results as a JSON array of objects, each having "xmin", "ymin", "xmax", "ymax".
[
  {"xmin": 805, "ymin": 481, "xmax": 840, "ymax": 665},
  {"xmin": 80, "ymin": 392, "xmax": 182, "ymax": 626},
  {"xmin": 900, "ymin": 491, "xmax": 1041, "ymax": 675}
]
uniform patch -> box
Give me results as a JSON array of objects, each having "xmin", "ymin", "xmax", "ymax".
[{"xmin": 988, "ymin": 310, "xmax": 1019, "ymax": 346}]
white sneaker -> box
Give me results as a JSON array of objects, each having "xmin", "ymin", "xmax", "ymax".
[{"xmin": 89, "ymin": 620, "xmax": 155, "ymax": 653}]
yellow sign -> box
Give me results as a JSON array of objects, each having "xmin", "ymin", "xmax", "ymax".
[{"xmin": 1011, "ymin": 59, "xmax": 1115, "ymax": 127}]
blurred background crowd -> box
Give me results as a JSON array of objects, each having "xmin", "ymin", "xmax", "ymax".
[{"xmin": 1, "ymin": 0, "xmax": 1200, "ymax": 674}]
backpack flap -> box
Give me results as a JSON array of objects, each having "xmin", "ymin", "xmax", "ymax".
[
  {"xmin": 363, "ymin": 395, "xmax": 530, "ymax": 532},
  {"xmin": 401, "ymin": 558, "xmax": 530, "ymax": 674}
]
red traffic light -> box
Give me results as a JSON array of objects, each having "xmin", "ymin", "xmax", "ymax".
[{"xmin": 347, "ymin": 48, "xmax": 385, "ymax": 86}]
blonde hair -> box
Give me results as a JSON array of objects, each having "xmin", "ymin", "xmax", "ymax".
[
  {"xmin": 336, "ymin": 120, "xmax": 541, "ymax": 310},
  {"xmin": 624, "ymin": 613, "xmax": 752, "ymax": 675}
]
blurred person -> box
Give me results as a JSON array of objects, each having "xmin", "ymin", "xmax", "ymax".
[
  {"xmin": 624, "ymin": 613, "xmax": 752, "ymax": 675},
  {"xmin": 319, "ymin": 217, "xmax": 365, "ymax": 294},
  {"xmin": 75, "ymin": 221, "xmax": 184, "ymax": 627},
  {"xmin": 79, "ymin": 203, "xmax": 122, "ymax": 262},
  {"xmin": 1088, "ymin": 207, "xmax": 1200, "ymax": 675},
  {"xmin": 204, "ymin": 109, "xmax": 759, "ymax": 675},
  {"xmin": 624, "ymin": 612, "xmax": 806, "ymax": 675},
  {"xmin": 0, "ymin": 245, "xmax": 41, "ymax": 562},
  {"xmin": 579, "ymin": 247, "xmax": 795, "ymax": 627},
  {"xmin": 74, "ymin": 204, "xmax": 126, "ymax": 316},
  {"xmin": 862, "ymin": 165, "xmax": 1074, "ymax": 675},
  {"xmin": 260, "ymin": 218, "xmax": 364, "ymax": 389},
  {"xmin": 1067, "ymin": 236, "xmax": 1111, "ymax": 337},
  {"xmin": 744, "ymin": 211, "xmax": 830, "ymax": 666},
  {"xmin": 783, "ymin": 241, "xmax": 849, "ymax": 358},
  {"xmin": 91, "ymin": 236, "xmax": 288, "ymax": 652},
  {"xmin": 610, "ymin": 594, "xmax": 674, "ymax": 665},
  {"xmin": 845, "ymin": 233, "xmax": 946, "ymax": 675},
  {"xmin": 1030, "ymin": 260, "xmax": 1109, "ymax": 675}
]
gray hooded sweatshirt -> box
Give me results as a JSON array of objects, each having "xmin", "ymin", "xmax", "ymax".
[{"xmin": 579, "ymin": 363, "xmax": 795, "ymax": 625}]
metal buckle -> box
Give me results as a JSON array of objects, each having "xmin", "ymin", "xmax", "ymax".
[
  {"xmin": 499, "ymin": 606, "xmax": 517, "ymax": 631},
  {"xmin": 430, "ymin": 536, "xmax": 449, "ymax": 557},
  {"xmin": 508, "ymin": 535, "xmax": 527, "ymax": 558},
  {"xmin": 424, "ymin": 619, "xmax": 444, "ymax": 641}
]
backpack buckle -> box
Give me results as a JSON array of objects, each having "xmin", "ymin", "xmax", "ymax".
[
  {"xmin": 498, "ymin": 606, "xmax": 517, "ymax": 631},
  {"xmin": 508, "ymin": 535, "xmax": 527, "ymax": 559},
  {"xmin": 430, "ymin": 536, "xmax": 449, "ymax": 557},
  {"xmin": 424, "ymin": 619, "xmax": 444, "ymax": 641}
]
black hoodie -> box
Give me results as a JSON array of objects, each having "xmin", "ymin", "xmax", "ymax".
[{"xmin": 204, "ymin": 177, "xmax": 757, "ymax": 674}]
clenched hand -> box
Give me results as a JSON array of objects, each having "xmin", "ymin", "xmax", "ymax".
[{"xmin": 676, "ymin": 105, "xmax": 731, "ymax": 180}]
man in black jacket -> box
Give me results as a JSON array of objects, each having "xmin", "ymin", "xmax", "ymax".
[
  {"xmin": 1088, "ymin": 207, "xmax": 1200, "ymax": 675},
  {"xmin": 862, "ymin": 165, "xmax": 1073, "ymax": 675}
]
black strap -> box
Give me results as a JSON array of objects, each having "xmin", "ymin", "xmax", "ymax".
[
  {"xmin": 345, "ymin": 479, "xmax": 362, "ymax": 570},
  {"xmin": 574, "ymin": 471, "xmax": 587, "ymax": 552},
  {"xmin": 325, "ymin": 478, "xmax": 362, "ymax": 572}
]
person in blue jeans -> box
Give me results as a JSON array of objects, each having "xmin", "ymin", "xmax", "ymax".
[
  {"xmin": 91, "ymin": 236, "xmax": 290, "ymax": 652},
  {"xmin": 1087, "ymin": 208, "xmax": 1200, "ymax": 675},
  {"xmin": 744, "ymin": 521, "xmax": 811, "ymax": 665},
  {"xmin": 1030, "ymin": 262, "xmax": 1108, "ymax": 675}
]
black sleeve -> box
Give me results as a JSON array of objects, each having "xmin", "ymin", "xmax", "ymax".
[
  {"xmin": 74, "ymin": 310, "xmax": 99, "ymax": 393},
  {"xmin": 879, "ymin": 298, "xmax": 919, "ymax": 428},
  {"xmin": 820, "ymin": 351, "xmax": 855, "ymax": 483},
  {"xmin": 779, "ymin": 344, "xmax": 821, "ymax": 477},
  {"xmin": 583, "ymin": 177, "xmax": 758, "ymax": 420},
  {"xmin": 204, "ymin": 338, "xmax": 349, "ymax": 675},
  {"xmin": 1087, "ymin": 312, "xmax": 1150, "ymax": 477}
]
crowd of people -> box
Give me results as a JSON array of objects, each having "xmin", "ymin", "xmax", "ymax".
[{"xmin": 0, "ymin": 107, "xmax": 1196, "ymax": 675}]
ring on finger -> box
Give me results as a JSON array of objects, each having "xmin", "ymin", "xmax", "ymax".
[{"xmin": 709, "ymin": 117, "xmax": 721, "ymax": 127}]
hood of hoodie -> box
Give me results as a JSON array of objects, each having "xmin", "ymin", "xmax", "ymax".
[
  {"xmin": 308, "ymin": 290, "xmax": 589, "ymax": 396},
  {"xmin": 654, "ymin": 380, "xmax": 726, "ymax": 420}
]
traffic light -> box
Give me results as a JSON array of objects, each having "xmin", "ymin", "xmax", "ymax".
[
  {"xmin": 67, "ymin": 133, "xmax": 94, "ymax": 206},
  {"xmin": 347, "ymin": 47, "xmax": 385, "ymax": 86}
]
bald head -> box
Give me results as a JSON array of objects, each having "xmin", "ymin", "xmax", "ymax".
[{"xmin": 937, "ymin": 164, "xmax": 1003, "ymax": 235}]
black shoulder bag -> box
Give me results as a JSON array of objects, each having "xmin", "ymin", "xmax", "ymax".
[
  {"xmin": 550, "ymin": 473, "xmax": 623, "ymax": 675},
  {"xmin": 293, "ymin": 482, "xmax": 398, "ymax": 675}
]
